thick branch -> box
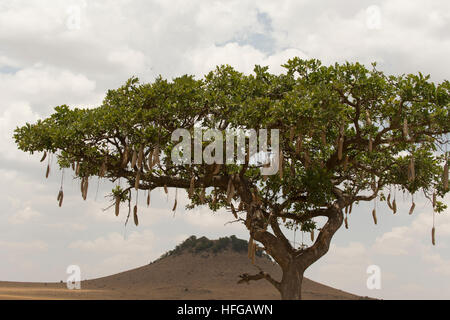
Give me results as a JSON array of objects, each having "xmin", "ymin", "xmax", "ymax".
[
  {"xmin": 250, "ymin": 227, "xmax": 291, "ymax": 268},
  {"xmin": 296, "ymin": 205, "xmax": 343, "ymax": 269},
  {"xmin": 238, "ymin": 271, "xmax": 281, "ymax": 291},
  {"xmin": 274, "ymin": 208, "xmax": 330, "ymax": 224},
  {"xmin": 269, "ymin": 216, "xmax": 293, "ymax": 253}
]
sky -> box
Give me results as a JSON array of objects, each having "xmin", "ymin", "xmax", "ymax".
[{"xmin": 0, "ymin": 0, "xmax": 449, "ymax": 299}]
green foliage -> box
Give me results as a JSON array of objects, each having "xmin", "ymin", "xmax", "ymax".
[
  {"xmin": 13, "ymin": 58, "xmax": 450, "ymax": 228},
  {"xmin": 159, "ymin": 235, "xmax": 268, "ymax": 258},
  {"xmin": 111, "ymin": 185, "xmax": 129, "ymax": 203}
]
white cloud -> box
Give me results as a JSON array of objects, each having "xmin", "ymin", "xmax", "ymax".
[
  {"xmin": 68, "ymin": 230, "xmax": 157, "ymax": 278},
  {"xmin": 187, "ymin": 43, "xmax": 308, "ymax": 77},
  {"xmin": 182, "ymin": 206, "xmax": 245, "ymax": 231},
  {"xmin": 372, "ymin": 225, "xmax": 415, "ymax": 255},
  {"xmin": 8, "ymin": 206, "xmax": 41, "ymax": 225},
  {"xmin": 422, "ymin": 252, "xmax": 450, "ymax": 277},
  {"xmin": 0, "ymin": 64, "xmax": 96, "ymax": 111},
  {"xmin": 257, "ymin": 0, "xmax": 450, "ymax": 80},
  {"xmin": 43, "ymin": 222, "xmax": 88, "ymax": 232},
  {"xmin": 0, "ymin": 239, "xmax": 48, "ymax": 251},
  {"xmin": 69, "ymin": 230, "xmax": 155, "ymax": 254},
  {"xmin": 306, "ymin": 242, "xmax": 374, "ymax": 295},
  {"xmin": 373, "ymin": 209, "xmax": 450, "ymax": 256},
  {"xmin": 107, "ymin": 47, "xmax": 147, "ymax": 73},
  {"xmin": 0, "ymin": 101, "xmax": 40, "ymax": 161},
  {"xmin": 0, "ymin": 55, "xmax": 19, "ymax": 68}
]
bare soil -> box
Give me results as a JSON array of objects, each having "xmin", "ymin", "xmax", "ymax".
[{"xmin": 0, "ymin": 249, "xmax": 364, "ymax": 300}]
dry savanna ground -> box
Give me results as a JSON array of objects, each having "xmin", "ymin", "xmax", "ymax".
[{"xmin": 0, "ymin": 249, "xmax": 366, "ymax": 300}]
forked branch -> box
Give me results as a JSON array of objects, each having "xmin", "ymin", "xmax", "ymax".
[{"xmin": 238, "ymin": 271, "xmax": 281, "ymax": 291}]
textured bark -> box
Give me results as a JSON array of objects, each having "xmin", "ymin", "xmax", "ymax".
[
  {"xmin": 242, "ymin": 205, "xmax": 344, "ymax": 300},
  {"xmin": 279, "ymin": 262, "xmax": 304, "ymax": 300}
]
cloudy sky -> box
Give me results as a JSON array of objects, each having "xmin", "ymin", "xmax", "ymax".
[{"xmin": 0, "ymin": 0, "xmax": 449, "ymax": 299}]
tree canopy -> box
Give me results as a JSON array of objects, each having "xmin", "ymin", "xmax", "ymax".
[{"xmin": 14, "ymin": 58, "xmax": 449, "ymax": 299}]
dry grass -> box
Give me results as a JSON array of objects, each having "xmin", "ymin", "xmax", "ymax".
[{"xmin": 0, "ymin": 249, "xmax": 365, "ymax": 300}]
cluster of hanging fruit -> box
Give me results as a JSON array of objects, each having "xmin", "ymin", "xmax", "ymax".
[
  {"xmin": 39, "ymin": 141, "xmax": 165, "ymax": 227},
  {"xmin": 285, "ymin": 124, "xmax": 341, "ymax": 175},
  {"xmin": 127, "ymin": 143, "xmax": 161, "ymax": 226},
  {"xmin": 188, "ymin": 174, "xmax": 205, "ymax": 204},
  {"xmin": 429, "ymin": 155, "xmax": 448, "ymax": 246},
  {"xmin": 37, "ymin": 118, "xmax": 449, "ymax": 245},
  {"xmin": 339, "ymin": 115, "xmax": 449, "ymax": 248},
  {"xmin": 343, "ymin": 202, "xmax": 353, "ymax": 229}
]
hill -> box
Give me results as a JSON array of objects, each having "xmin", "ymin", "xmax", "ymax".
[{"xmin": 0, "ymin": 235, "xmax": 366, "ymax": 300}]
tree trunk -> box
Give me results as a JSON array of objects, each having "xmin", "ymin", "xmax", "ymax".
[
  {"xmin": 279, "ymin": 263, "xmax": 304, "ymax": 300},
  {"xmin": 244, "ymin": 205, "xmax": 343, "ymax": 300}
]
